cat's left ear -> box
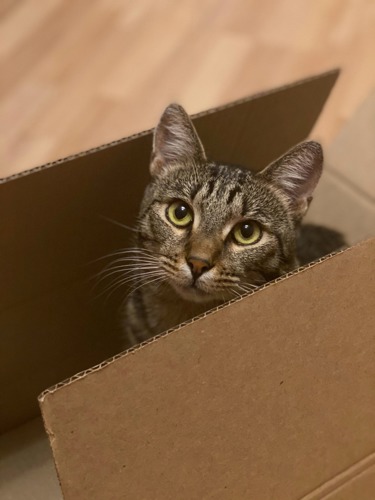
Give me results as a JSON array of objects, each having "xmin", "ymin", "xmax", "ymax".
[
  {"xmin": 258, "ymin": 141, "xmax": 323, "ymax": 220},
  {"xmin": 150, "ymin": 103, "xmax": 206, "ymax": 177}
]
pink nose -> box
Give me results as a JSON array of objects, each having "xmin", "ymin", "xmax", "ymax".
[{"xmin": 187, "ymin": 256, "xmax": 212, "ymax": 280}]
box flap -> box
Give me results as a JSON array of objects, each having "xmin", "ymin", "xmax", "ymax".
[
  {"xmin": 40, "ymin": 238, "xmax": 375, "ymax": 500},
  {"xmin": 0, "ymin": 70, "xmax": 338, "ymax": 432}
]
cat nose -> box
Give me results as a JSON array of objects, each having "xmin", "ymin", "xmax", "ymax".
[{"xmin": 187, "ymin": 256, "xmax": 212, "ymax": 280}]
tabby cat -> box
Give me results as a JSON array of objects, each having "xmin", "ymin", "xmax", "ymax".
[{"xmin": 118, "ymin": 104, "xmax": 325, "ymax": 345}]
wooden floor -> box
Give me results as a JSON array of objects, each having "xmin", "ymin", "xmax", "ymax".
[{"xmin": 1, "ymin": 0, "xmax": 375, "ymax": 177}]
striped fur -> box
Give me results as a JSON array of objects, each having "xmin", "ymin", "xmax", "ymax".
[{"xmin": 120, "ymin": 104, "xmax": 323, "ymax": 345}]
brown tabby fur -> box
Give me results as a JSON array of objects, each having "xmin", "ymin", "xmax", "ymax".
[{"xmin": 115, "ymin": 104, "xmax": 327, "ymax": 345}]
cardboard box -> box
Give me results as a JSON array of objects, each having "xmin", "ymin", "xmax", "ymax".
[{"xmin": 1, "ymin": 70, "xmax": 374, "ymax": 499}]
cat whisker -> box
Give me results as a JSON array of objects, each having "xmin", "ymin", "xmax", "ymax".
[
  {"xmin": 241, "ymin": 282, "xmax": 259, "ymax": 290},
  {"xmin": 214, "ymin": 281, "xmax": 257, "ymax": 300},
  {"xmin": 99, "ymin": 256, "xmax": 159, "ymax": 271},
  {"xmin": 127, "ymin": 275, "xmax": 167, "ymax": 297},
  {"xmin": 160, "ymin": 262, "xmax": 179, "ymax": 273},
  {"xmin": 88, "ymin": 248, "xmax": 158, "ymax": 265},
  {"xmin": 94, "ymin": 265, "xmax": 160, "ymax": 283},
  {"xmin": 94, "ymin": 270, "xmax": 165, "ymax": 300},
  {"xmin": 102, "ymin": 269, "xmax": 164, "ymax": 291},
  {"xmin": 93, "ymin": 257, "xmax": 159, "ymax": 278},
  {"xmin": 98, "ymin": 262, "xmax": 160, "ymax": 273},
  {"xmin": 121, "ymin": 275, "xmax": 168, "ymax": 310},
  {"xmin": 235, "ymin": 283, "xmax": 259, "ymax": 295},
  {"xmin": 105, "ymin": 251, "xmax": 159, "ymax": 261},
  {"xmin": 99, "ymin": 245, "xmax": 160, "ymax": 257},
  {"xmin": 120, "ymin": 246, "xmax": 167, "ymax": 256},
  {"xmin": 228, "ymin": 287, "xmax": 242, "ymax": 299},
  {"xmin": 96, "ymin": 255, "xmax": 160, "ymax": 272},
  {"xmin": 112, "ymin": 247, "xmax": 156, "ymax": 255},
  {"xmin": 99, "ymin": 215, "xmax": 139, "ymax": 233}
]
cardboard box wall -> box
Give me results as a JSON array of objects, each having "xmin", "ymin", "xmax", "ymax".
[{"xmin": 0, "ymin": 71, "xmax": 374, "ymax": 499}]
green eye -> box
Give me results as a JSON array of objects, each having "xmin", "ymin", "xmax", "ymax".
[
  {"xmin": 232, "ymin": 220, "xmax": 262, "ymax": 245},
  {"xmin": 166, "ymin": 200, "xmax": 193, "ymax": 227}
]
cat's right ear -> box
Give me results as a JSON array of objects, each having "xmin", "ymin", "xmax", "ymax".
[{"xmin": 150, "ymin": 104, "xmax": 206, "ymax": 177}]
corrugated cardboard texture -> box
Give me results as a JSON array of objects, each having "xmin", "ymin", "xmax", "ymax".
[
  {"xmin": 41, "ymin": 239, "xmax": 375, "ymax": 500},
  {"xmin": 0, "ymin": 70, "xmax": 338, "ymax": 433}
]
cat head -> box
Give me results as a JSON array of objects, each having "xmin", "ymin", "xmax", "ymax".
[{"xmin": 136, "ymin": 103, "xmax": 323, "ymax": 303}]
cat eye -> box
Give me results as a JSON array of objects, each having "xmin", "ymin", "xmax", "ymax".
[
  {"xmin": 166, "ymin": 200, "xmax": 193, "ymax": 228},
  {"xmin": 232, "ymin": 220, "xmax": 262, "ymax": 245}
]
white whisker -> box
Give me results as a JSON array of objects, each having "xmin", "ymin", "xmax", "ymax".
[
  {"xmin": 94, "ymin": 265, "xmax": 160, "ymax": 283},
  {"xmin": 127, "ymin": 275, "xmax": 167, "ymax": 299},
  {"xmin": 95, "ymin": 270, "xmax": 165, "ymax": 300},
  {"xmin": 229, "ymin": 287, "xmax": 242, "ymax": 298},
  {"xmin": 99, "ymin": 215, "xmax": 139, "ymax": 233},
  {"xmin": 90, "ymin": 247, "xmax": 159, "ymax": 264}
]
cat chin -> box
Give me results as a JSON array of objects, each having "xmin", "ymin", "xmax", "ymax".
[{"xmin": 170, "ymin": 283, "xmax": 219, "ymax": 304}]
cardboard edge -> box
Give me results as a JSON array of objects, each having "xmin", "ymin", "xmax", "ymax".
[
  {"xmin": 38, "ymin": 235, "xmax": 374, "ymax": 404},
  {"xmin": 300, "ymin": 451, "xmax": 375, "ymax": 500},
  {"xmin": 1, "ymin": 69, "xmax": 339, "ymax": 185},
  {"xmin": 38, "ymin": 411, "xmax": 64, "ymax": 495},
  {"xmin": 192, "ymin": 68, "xmax": 339, "ymax": 120}
]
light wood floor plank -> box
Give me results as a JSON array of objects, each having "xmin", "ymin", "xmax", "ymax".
[{"xmin": 1, "ymin": 0, "xmax": 375, "ymax": 176}]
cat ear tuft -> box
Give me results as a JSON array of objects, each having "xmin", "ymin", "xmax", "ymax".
[
  {"xmin": 150, "ymin": 103, "xmax": 206, "ymax": 177},
  {"xmin": 259, "ymin": 141, "xmax": 323, "ymax": 219}
]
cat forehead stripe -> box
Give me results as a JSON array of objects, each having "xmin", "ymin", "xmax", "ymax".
[
  {"xmin": 120, "ymin": 103, "xmax": 325, "ymax": 345},
  {"xmin": 227, "ymin": 186, "xmax": 242, "ymax": 204}
]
